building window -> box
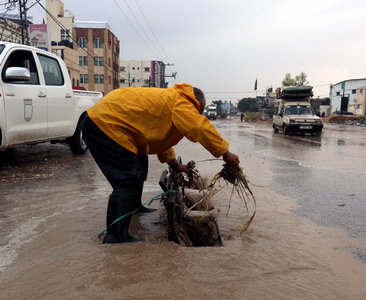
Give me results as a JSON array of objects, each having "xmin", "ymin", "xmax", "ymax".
[
  {"xmin": 77, "ymin": 37, "xmax": 87, "ymax": 48},
  {"xmin": 120, "ymin": 78, "xmax": 126, "ymax": 83},
  {"xmin": 108, "ymin": 58, "xmax": 111, "ymax": 67},
  {"xmin": 108, "ymin": 75, "xmax": 111, "ymax": 84},
  {"xmin": 80, "ymin": 74, "xmax": 89, "ymax": 84},
  {"xmin": 352, "ymin": 89, "xmax": 356, "ymax": 94},
  {"xmin": 120, "ymin": 66, "xmax": 126, "ymax": 72},
  {"xmin": 93, "ymin": 38, "xmax": 104, "ymax": 48},
  {"xmin": 144, "ymin": 67, "xmax": 150, "ymax": 72},
  {"xmin": 94, "ymin": 74, "xmax": 104, "ymax": 84},
  {"xmin": 132, "ymin": 67, "xmax": 135, "ymax": 70},
  {"xmin": 94, "ymin": 56, "xmax": 104, "ymax": 66},
  {"xmin": 360, "ymin": 89, "xmax": 363, "ymax": 94},
  {"xmin": 336, "ymin": 91, "xmax": 340, "ymax": 96},
  {"xmin": 60, "ymin": 29, "xmax": 70, "ymax": 41},
  {"xmin": 79, "ymin": 56, "xmax": 88, "ymax": 66}
]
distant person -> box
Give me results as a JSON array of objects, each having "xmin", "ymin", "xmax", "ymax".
[
  {"xmin": 82, "ymin": 84, "xmax": 240, "ymax": 244},
  {"xmin": 240, "ymin": 112, "xmax": 244, "ymax": 122}
]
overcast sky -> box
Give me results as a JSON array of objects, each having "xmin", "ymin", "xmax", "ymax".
[{"xmin": 22, "ymin": 0, "xmax": 366, "ymax": 102}]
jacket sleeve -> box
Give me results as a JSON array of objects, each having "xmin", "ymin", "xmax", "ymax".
[
  {"xmin": 171, "ymin": 97, "xmax": 230, "ymax": 157},
  {"xmin": 157, "ymin": 147, "xmax": 176, "ymax": 163}
]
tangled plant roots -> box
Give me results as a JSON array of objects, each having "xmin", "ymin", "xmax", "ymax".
[{"xmin": 182, "ymin": 162, "xmax": 257, "ymax": 234}]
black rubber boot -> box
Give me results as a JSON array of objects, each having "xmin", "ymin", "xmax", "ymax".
[
  {"xmin": 135, "ymin": 181, "xmax": 158, "ymax": 214},
  {"xmin": 103, "ymin": 191, "xmax": 140, "ymax": 244}
]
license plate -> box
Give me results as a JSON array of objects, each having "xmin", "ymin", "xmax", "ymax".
[{"xmin": 299, "ymin": 125, "xmax": 313, "ymax": 129}]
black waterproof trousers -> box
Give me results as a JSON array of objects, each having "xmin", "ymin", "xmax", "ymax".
[{"xmin": 82, "ymin": 115, "xmax": 148, "ymax": 243}]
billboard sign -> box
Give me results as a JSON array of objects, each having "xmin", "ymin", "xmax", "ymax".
[{"xmin": 29, "ymin": 24, "xmax": 50, "ymax": 51}]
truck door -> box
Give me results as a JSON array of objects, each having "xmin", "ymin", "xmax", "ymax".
[
  {"xmin": 36, "ymin": 53, "xmax": 74, "ymax": 138},
  {"xmin": 1, "ymin": 49, "xmax": 47, "ymax": 145}
]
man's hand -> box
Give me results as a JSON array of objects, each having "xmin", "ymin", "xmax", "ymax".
[
  {"xmin": 222, "ymin": 150, "xmax": 240, "ymax": 165},
  {"xmin": 167, "ymin": 158, "xmax": 190, "ymax": 173},
  {"xmin": 175, "ymin": 164, "xmax": 190, "ymax": 173}
]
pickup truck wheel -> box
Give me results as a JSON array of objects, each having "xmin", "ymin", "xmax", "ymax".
[
  {"xmin": 283, "ymin": 125, "xmax": 289, "ymax": 135},
  {"xmin": 273, "ymin": 125, "xmax": 279, "ymax": 133},
  {"xmin": 69, "ymin": 117, "xmax": 88, "ymax": 155}
]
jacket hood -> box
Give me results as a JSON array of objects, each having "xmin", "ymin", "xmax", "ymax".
[{"xmin": 172, "ymin": 83, "xmax": 201, "ymax": 110}]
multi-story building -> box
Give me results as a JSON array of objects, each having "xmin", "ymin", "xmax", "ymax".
[
  {"xmin": 0, "ymin": 17, "xmax": 22, "ymax": 43},
  {"xmin": 45, "ymin": 0, "xmax": 120, "ymax": 94},
  {"xmin": 46, "ymin": 0, "xmax": 80, "ymax": 88},
  {"xmin": 330, "ymin": 78, "xmax": 366, "ymax": 114},
  {"xmin": 74, "ymin": 21, "xmax": 120, "ymax": 95},
  {"xmin": 119, "ymin": 60, "xmax": 166, "ymax": 88},
  {"xmin": 348, "ymin": 86, "xmax": 366, "ymax": 116}
]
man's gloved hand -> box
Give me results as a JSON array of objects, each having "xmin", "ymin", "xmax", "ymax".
[{"xmin": 223, "ymin": 150, "xmax": 240, "ymax": 165}]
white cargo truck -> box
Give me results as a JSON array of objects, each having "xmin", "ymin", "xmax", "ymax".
[
  {"xmin": 0, "ymin": 42, "xmax": 103, "ymax": 154},
  {"xmin": 207, "ymin": 105, "xmax": 217, "ymax": 120},
  {"xmin": 272, "ymin": 86, "xmax": 323, "ymax": 135}
]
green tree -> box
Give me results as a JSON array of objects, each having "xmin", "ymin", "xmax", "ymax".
[
  {"xmin": 295, "ymin": 72, "xmax": 309, "ymax": 86},
  {"xmin": 212, "ymin": 100, "xmax": 223, "ymax": 117},
  {"xmin": 281, "ymin": 72, "xmax": 308, "ymax": 87},
  {"xmin": 237, "ymin": 98, "xmax": 257, "ymax": 112}
]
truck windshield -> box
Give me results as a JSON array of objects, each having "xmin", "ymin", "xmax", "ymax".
[
  {"xmin": 0, "ymin": 44, "xmax": 5, "ymax": 55},
  {"xmin": 284, "ymin": 105, "xmax": 315, "ymax": 116}
]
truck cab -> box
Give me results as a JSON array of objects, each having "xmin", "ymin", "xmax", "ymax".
[
  {"xmin": 207, "ymin": 105, "xmax": 217, "ymax": 120},
  {"xmin": 272, "ymin": 86, "xmax": 323, "ymax": 135}
]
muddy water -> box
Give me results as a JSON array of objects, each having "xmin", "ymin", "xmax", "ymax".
[{"xmin": 1, "ymin": 123, "xmax": 366, "ymax": 299}]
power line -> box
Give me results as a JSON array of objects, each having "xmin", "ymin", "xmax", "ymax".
[
  {"xmin": 112, "ymin": 0, "xmax": 161, "ymax": 60},
  {"xmin": 37, "ymin": 1, "xmax": 128, "ymax": 81},
  {"xmin": 121, "ymin": 0, "xmax": 165, "ymax": 62},
  {"xmin": 206, "ymin": 90, "xmax": 266, "ymax": 94},
  {"xmin": 134, "ymin": 0, "xmax": 173, "ymax": 64}
]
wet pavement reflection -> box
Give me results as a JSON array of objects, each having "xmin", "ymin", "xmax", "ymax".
[{"xmin": 1, "ymin": 119, "xmax": 366, "ymax": 299}]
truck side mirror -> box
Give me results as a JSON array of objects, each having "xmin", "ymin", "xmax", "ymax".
[{"xmin": 4, "ymin": 67, "xmax": 31, "ymax": 81}]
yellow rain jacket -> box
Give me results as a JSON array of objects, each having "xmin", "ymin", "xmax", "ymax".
[{"xmin": 87, "ymin": 83, "xmax": 229, "ymax": 163}]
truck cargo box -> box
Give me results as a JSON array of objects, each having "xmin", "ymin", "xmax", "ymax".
[{"xmin": 276, "ymin": 86, "xmax": 314, "ymax": 99}]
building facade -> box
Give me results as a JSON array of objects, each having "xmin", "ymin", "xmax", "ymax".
[
  {"xmin": 348, "ymin": 86, "xmax": 366, "ymax": 116},
  {"xmin": 74, "ymin": 21, "xmax": 120, "ymax": 94},
  {"xmin": 0, "ymin": 17, "xmax": 22, "ymax": 43},
  {"xmin": 46, "ymin": 0, "xmax": 80, "ymax": 87},
  {"xmin": 119, "ymin": 60, "xmax": 166, "ymax": 88},
  {"xmin": 330, "ymin": 78, "xmax": 366, "ymax": 114},
  {"xmin": 45, "ymin": 0, "xmax": 120, "ymax": 94}
]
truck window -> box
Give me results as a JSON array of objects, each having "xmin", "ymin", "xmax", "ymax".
[
  {"xmin": 2, "ymin": 50, "xmax": 39, "ymax": 84},
  {"xmin": 37, "ymin": 54, "xmax": 64, "ymax": 86},
  {"xmin": 285, "ymin": 105, "xmax": 314, "ymax": 115}
]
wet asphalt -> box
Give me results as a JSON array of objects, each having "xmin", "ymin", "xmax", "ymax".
[{"xmin": 1, "ymin": 119, "xmax": 366, "ymax": 262}]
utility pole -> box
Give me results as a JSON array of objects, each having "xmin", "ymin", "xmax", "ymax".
[
  {"xmin": 18, "ymin": 0, "xmax": 29, "ymax": 45},
  {"xmin": 163, "ymin": 63, "xmax": 176, "ymax": 88}
]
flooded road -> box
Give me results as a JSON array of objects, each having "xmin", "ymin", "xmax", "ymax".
[{"xmin": 1, "ymin": 120, "xmax": 366, "ymax": 299}]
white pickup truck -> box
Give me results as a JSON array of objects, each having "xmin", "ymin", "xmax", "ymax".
[
  {"xmin": 0, "ymin": 42, "xmax": 102, "ymax": 154},
  {"xmin": 272, "ymin": 86, "xmax": 323, "ymax": 135}
]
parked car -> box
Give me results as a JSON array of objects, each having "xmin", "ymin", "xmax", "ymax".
[
  {"xmin": 261, "ymin": 113, "xmax": 270, "ymax": 121},
  {"xmin": 332, "ymin": 110, "xmax": 354, "ymax": 115}
]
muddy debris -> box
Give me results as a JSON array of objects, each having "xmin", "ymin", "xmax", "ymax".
[{"xmin": 159, "ymin": 160, "xmax": 256, "ymax": 247}]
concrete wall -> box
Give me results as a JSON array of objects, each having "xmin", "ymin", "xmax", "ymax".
[{"xmin": 330, "ymin": 79, "xmax": 366, "ymax": 113}]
